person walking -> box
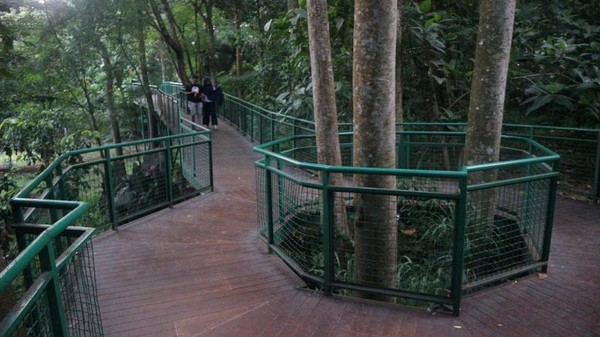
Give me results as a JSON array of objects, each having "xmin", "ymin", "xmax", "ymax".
[
  {"xmin": 183, "ymin": 75, "xmax": 203, "ymax": 124},
  {"xmin": 201, "ymin": 77, "xmax": 218, "ymax": 129}
]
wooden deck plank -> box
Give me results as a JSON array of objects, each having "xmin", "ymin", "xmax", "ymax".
[{"xmin": 94, "ymin": 121, "xmax": 600, "ymax": 337}]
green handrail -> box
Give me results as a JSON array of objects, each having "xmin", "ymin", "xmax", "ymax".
[
  {"xmin": 3, "ymin": 117, "xmax": 212, "ymax": 335},
  {"xmin": 251, "ymin": 126, "xmax": 560, "ymax": 316}
]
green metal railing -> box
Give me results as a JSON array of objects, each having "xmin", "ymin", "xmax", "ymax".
[
  {"xmin": 2, "ymin": 126, "xmax": 212, "ymax": 335},
  {"xmin": 146, "ymin": 84, "xmax": 596, "ymax": 315},
  {"xmin": 213, "ymin": 94, "xmax": 600, "ymax": 316},
  {"xmin": 400, "ymin": 122, "xmax": 600, "ymax": 203},
  {"xmin": 254, "ymin": 132, "xmax": 560, "ymax": 315},
  {"xmin": 2, "ymin": 81, "xmax": 595, "ymax": 330},
  {"xmin": 216, "ymin": 95, "xmax": 599, "ymax": 202},
  {"xmin": 154, "ymin": 82, "xmax": 600, "ymax": 203},
  {"xmin": 0, "ymin": 201, "xmax": 102, "ymax": 337}
]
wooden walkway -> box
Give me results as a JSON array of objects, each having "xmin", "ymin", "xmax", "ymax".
[{"xmin": 93, "ymin": 121, "xmax": 600, "ymax": 337}]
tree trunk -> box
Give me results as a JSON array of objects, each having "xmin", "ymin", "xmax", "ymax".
[
  {"xmin": 136, "ymin": 11, "xmax": 160, "ymax": 141},
  {"xmin": 149, "ymin": 0, "xmax": 188, "ymax": 82},
  {"xmin": 395, "ymin": 1, "xmax": 403, "ymax": 126},
  {"xmin": 464, "ymin": 0, "xmax": 516, "ymax": 179},
  {"xmin": 98, "ymin": 44, "xmax": 126, "ymax": 182},
  {"xmin": 193, "ymin": 0, "xmax": 202, "ymax": 75},
  {"xmin": 234, "ymin": 6, "xmax": 242, "ymax": 77},
  {"xmin": 352, "ymin": 0, "xmax": 398, "ymax": 301},
  {"xmin": 307, "ymin": 0, "xmax": 349, "ymax": 237},
  {"xmin": 463, "ymin": 0, "xmax": 516, "ymax": 228},
  {"xmin": 198, "ymin": 0, "xmax": 217, "ymax": 76},
  {"xmin": 99, "ymin": 46, "xmax": 123, "ymax": 153},
  {"xmin": 464, "ymin": 0, "xmax": 516, "ymax": 172}
]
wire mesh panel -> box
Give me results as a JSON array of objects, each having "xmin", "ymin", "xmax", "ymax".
[
  {"xmin": 254, "ymin": 132, "xmax": 559, "ymax": 315},
  {"xmin": 463, "ymin": 181, "xmax": 550, "ymax": 290},
  {"xmin": 502, "ymin": 125, "xmax": 599, "ymax": 200},
  {"xmin": 331, "ymin": 181, "xmax": 459, "ymax": 305},
  {"xmin": 399, "ymin": 132, "xmax": 466, "ymax": 171},
  {"xmin": 58, "ymin": 240, "xmax": 104, "ymax": 337},
  {"xmin": 8, "ymin": 297, "xmax": 54, "ymax": 337},
  {"xmin": 13, "ymin": 132, "xmax": 211, "ymax": 233},
  {"xmin": 256, "ymin": 167, "xmax": 268, "ymax": 236},
  {"xmin": 1, "ymin": 227, "xmax": 103, "ymax": 337},
  {"xmin": 463, "ymin": 143, "xmax": 556, "ymax": 291},
  {"xmin": 178, "ymin": 134, "xmax": 212, "ymax": 193},
  {"xmin": 63, "ymin": 160, "xmax": 112, "ymax": 233},
  {"xmin": 272, "ymin": 179, "xmax": 323, "ymax": 275}
]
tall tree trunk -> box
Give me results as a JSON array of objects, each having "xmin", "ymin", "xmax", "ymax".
[
  {"xmin": 190, "ymin": 0, "xmax": 201, "ymax": 76},
  {"xmin": 234, "ymin": 5, "xmax": 242, "ymax": 78},
  {"xmin": 395, "ymin": 1, "xmax": 403, "ymax": 126},
  {"xmin": 99, "ymin": 46, "xmax": 123, "ymax": 154},
  {"xmin": 463, "ymin": 0, "xmax": 516, "ymax": 229},
  {"xmin": 196, "ymin": 0, "xmax": 217, "ymax": 76},
  {"xmin": 98, "ymin": 44, "xmax": 127, "ymax": 183},
  {"xmin": 307, "ymin": 0, "xmax": 349, "ymax": 237},
  {"xmin": 464, "ymin": 0, "xmax": 516, "ymax": 179},
  {"xmin": 352, "ymin": 0, "xmax": 398, "ymax": 301},
  {"xmin": 149, "ymin": 0, "xmax": 188, "ymax": 82},
  {"xmin": 135, "ymin": 9, "xmax": 159, "ymax": 141}
]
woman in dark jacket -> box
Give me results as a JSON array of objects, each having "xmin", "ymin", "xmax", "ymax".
[{"xmin": 201, "ymin": 77, "xmax": 218, "ymax": 129}]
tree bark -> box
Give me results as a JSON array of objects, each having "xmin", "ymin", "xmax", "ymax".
[
  {"xmin": 352, "ymin": 0, "xmax": 398, "ymax": 301},
  {"xmin": 234, "ymin": 5, "xmax": 242, "ymax": 79},
  {"xmin": 135, "ymin": 8, "xmax": 160, "ymax": 141},
  {"xmin": 98, "ymin": 44, "xmax": 123, "ymax": 155},
  {"xmin": 149, "ymin": 0, "xmax": 188, "ymax": 82},
  {"xmin": 464, "ymin": 0, "xmax": 516, "ymax": 181},
  {"xmin": 307, "ymin": 0, "xmax": 349, "ymax": 237},
  {"xmin": 463, "ymin": 0, "xmax": 517, "ymax": 231},
  {"xmin": 395, "ymin": 1, "xmax": 403, "ymax": 126},
  {"xmin": 196, "ymin": 0, "xmax": 217, "ymax": 76}
]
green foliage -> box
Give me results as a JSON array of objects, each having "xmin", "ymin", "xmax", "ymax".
[
  {"xmin": 402, "ymin": 1, "xmax": 476, "ymax": 122},
  {"xmin": 1, "ymin": 169, "xmax": 19, "ymax": 266},
  {"xmin": 0, "ymin": 107, "xmax": 100, "ymax": 167},
  {"xmin": 259, "ymin": 8, "xmax": 312, "ymax": 117},
  {"xmin": 510, "ymin": 1, "xmax": 600, "ymax": 126},
  {"xmin": 76, "ymin": 189, "xmax": 110, "ymax": 232},
  {"xmin": 236, "ymin": 0, "xmax": 354, "ymax": 120},
  {"xmin": 0, "ymin": 170, "xmax": 17, "ymax": 222},
  {"xmin": 396, "ymin": 196, "xmax": 455, "ymax": 299}
]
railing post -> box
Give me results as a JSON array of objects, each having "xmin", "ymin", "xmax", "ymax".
[
  {"xmin": 398, "ymin": 133, "xmax": 411, "ymax": 169},
  {"xmin": 593, "ymin": 131, "xmax": 600, "ymax": 203},
  {"xmin": 451, "ymin": 174, "xmax": 468, "ymax": 316},
  {"xmin": 541, "ymin": 160, "xmax": 560, "ymax": 272},
  {"xmin": 44, "ymin": 169, "xmax": 60, "ymax": 224},
  {"xmin": 265, "ymin": 156, "xmax": 274, "ymax": 250},
  {"xmin": 258, "ymin": 112, "xmax": 263, "ymax": 144},
  {"xmin": 292, "ymin": 120, "xmax": 298, "ymax": 150},
  {"xmin": 270, "ymin": 117, "xmax": 275, "ymax": 143},
  {"xmin": 40, "ymin": 245, "xmax": 69, "ymax": 337},
  {"xmin": 104, "ymin": 149, "xmax": 118, "ymax": 230},
  {"xmin": 208, "ymin": 134, "xmax": 214, "ymax": 191},
  {"xmin": 15, "ymin": 230, "xmax": 34, "ymax": 288},
  {"xmin": 321, "ymin": 170, "xmax": 334, "ymax": 296},
  {"xmin": 166, "ymin": 139, "xmax": 174, "ymax": 206}
]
